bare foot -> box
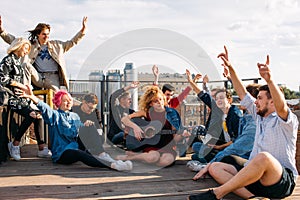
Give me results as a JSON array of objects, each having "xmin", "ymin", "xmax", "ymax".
[
  {"xmin": 115, "ymin": 154, "xmax": 129, "ymax": 160},
  {"xmin": 126, "ymin": 151, "xmax": 138, "ymax": 156}
]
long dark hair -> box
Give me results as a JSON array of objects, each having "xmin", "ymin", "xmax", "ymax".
[{"xmin": 28, "ymin": 23, "xmax": 51, "ymax": 44}]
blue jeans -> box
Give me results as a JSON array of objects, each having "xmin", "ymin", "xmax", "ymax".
[
  {"xmin": 191, "ymin": 142, "xmax": 210, "ymax": 163},
  {"xmin": 111, "ymin": 131, "xmax": 124, "ymax": 144}
]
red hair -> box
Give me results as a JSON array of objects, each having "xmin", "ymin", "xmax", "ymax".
[{"xmin": 52, "ymin": 90, "xmax": 72, "ymax": 108}]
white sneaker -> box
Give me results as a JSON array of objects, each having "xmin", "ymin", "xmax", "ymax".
[
  {"xmin": 8, "ymin": 142, "xmax": 21, "ymax": 161},
  {"xmin": 112, "ymin": 160, "xmax": 133, "ymax": 171},
  {"xmin": 124, "ymin": 160, "xmax": 133, "ymax": 170},
  {"xmin": 37, "ymin": 147, "xmax": 52, "ymax": 158},
  {"xmin": 98, "ymin": 152, "xmax": 116, "ymax": 163},
  {"xmin": 186, "ymin": 160, "xmax": 207, "ymax": 172}
]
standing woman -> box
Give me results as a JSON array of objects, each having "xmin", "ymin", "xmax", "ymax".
[
  {"xmin": 119, "ymin": 86, "xmax": 187, "ymax": 167},
  {"xmin": 0, "ymin": 37, "xmax": 51, "ymax": 160}
]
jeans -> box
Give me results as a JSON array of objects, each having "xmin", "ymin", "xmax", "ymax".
[
  {"xmin": 57, "ymin": 149, "xmax": 110, "ymax": 168},
  {"xmin": 111, "ymin": 131, "xmax": 124, "ymax": 144}
]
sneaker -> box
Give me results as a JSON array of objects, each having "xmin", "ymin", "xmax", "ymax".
[
  {"xmin": 98, "ymin": 152, "xmax": 116, "ymax": 163},
  {"xmin": 186, "ymin": 160, "xmax": 207, "ymax": 172},
  {"xmin": 112, "ymin": 160, "xmax": 133, "ymax": 171},
  {"xmin": 124, "ymin": 160, "xmax": 133, "ymax": 170},
  {"xmin": 37, "ymin": 147, "xmax": 52, "ymax": 158},
  {"xmin": 8, "ymin": 142, "xmax": 21, "ymax": 161},
  {"xmin": 188, "ymin": 189, "xmax": 219, "ymax": 200}
]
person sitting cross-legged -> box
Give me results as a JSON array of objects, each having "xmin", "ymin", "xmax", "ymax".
[{"xmin": 187, "ymin": 46, "xmax": 298, "ymax": 200}]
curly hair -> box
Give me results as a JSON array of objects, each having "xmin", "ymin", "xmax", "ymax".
[
  {"xmin": 138, "ymin": 85, "xmax": 167, "ymax": 113},
  {"xmin": 52, "ymin": 90, "xmax": 73, "ymax": 108}
]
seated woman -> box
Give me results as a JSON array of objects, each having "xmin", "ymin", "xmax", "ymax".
[
  {"xmin": 21, "ymin": 87, "xmax": 132, "ymax": 171},
  {"xmin": 117, "ymin": 85, "xmax": 188, "ymax": 167}
]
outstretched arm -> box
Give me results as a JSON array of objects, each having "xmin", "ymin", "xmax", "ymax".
[
  {"xmin": 0, "ymin": 15, "xmax": 16, "ymax": 44},
  {"xmin": 217, "ymin": 46, "xmax": 247, "ymax": 100},
  {"xmin": 257, "ymin": 55, "xmax": 288, "ymax": 120}
]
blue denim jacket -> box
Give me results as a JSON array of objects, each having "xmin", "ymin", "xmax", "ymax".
[
  {"xmin": 165, "ymin": 106, "xmax": 182, "ymax": 131},
  {"xmin": 198, "ymin": 91, "xmax": 242, "ymax": 142},
  {"xmin": 210, "ymin": 113, "xmax": 256, "ymax": 162},
  {"xmin": 37, "ymin": 100, "xmax": 83, "ymax": 162}
]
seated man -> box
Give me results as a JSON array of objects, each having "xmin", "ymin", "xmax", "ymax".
[
  {"xmin": 188, "ymin": 46, "xmax": 298, "ymax": 200},
  {"xmin": 107, "ymin": 82, "xmax": 139, "ymax": 146},
  {"xmin": 186, "ymin": 70, "xmax": 242, "ymax": 163},
  {"xmin": 72, "ymin": 93, "xmax": 115, "ymax": 163},
  {"xmin": 187, "ymin": 83, "xmax": 259, "ymax": 171}
]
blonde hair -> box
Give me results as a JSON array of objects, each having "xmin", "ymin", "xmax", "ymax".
[
  {"xmin": 7, "ymin": 37, "xmax": 31, "ymax": 55},
  {"xmin": 139, "ymin": 85, "xmax": 167, "ymax": 113}
]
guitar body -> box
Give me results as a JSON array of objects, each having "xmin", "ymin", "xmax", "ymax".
[
  {"xmin": 126, "ymin": 134, "xmax": 161, "ymax": 152},
  {"xmin": 125, "ymin": 118, "xmax": 175, "ymax": 152}
]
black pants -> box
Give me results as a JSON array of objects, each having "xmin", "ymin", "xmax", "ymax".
[
  {"xmin": 10, "ymin": 106, "xmax": 35, "ymax": 142},
  {"xmin": 56, "ymin": 149, "xmax": 110, "ymax": 168},
  {"xmin": 78, "ymin": 126, "xmax": 105, "ymax": 154}
]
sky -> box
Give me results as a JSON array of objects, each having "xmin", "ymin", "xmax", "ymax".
[{"xmin": 0, "ymin": 0, "xmax": 300, "ymax": 91}]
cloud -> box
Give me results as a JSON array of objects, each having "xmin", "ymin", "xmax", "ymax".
[{"xmin": 0, "ymin": 0, "xmax": 299, "ymax": 91}]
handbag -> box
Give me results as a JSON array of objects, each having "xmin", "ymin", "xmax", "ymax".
[
  {"xmin": 0, "ymin": 86, "xmax": 30, "ymax": 109},
  {"xmin": 8, "ymin": 96, "xmax": 30, "ymax": 110}
]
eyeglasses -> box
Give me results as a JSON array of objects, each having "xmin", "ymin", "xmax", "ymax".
[{"xmin": 85, "ymin": 103, "xmax": 96, "ymax": 111}]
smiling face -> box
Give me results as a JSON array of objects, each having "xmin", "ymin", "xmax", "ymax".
[
  {"xmin": 164, "ymin": 90, "xmax": 174, "ymax": 102},
  {"xmin": 82, "ymin": 100, "xmax": 97, "ymax": 114},
  {"xmin": 37, "ymin": 28, "xmax": 50, "ymax": 45},
  {"xmin": 150, "ymin": 93, "xmax": 165, "ymax": 112},
  {"xmin": 255, "ymin": 90, "xmax": 273, "ymax": 117},
  {"xmin": 59, "ymin": 94, "xmax": 73, "ymax": 111},
  {"xmin": 119, "ymin": 93, "xmax": 132, "ymax": 109},
  {"xmin": 215, "ymin": 91, "xmax": 229, "ymax": 110},
  {"xmin": 15, "ymin": 43, "xmax": 30, "ymax": 58}
]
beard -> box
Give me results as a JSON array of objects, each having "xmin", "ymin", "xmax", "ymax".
[{"xmin": 257, "ymin": 107, "xmax": 268, "ymax": 117}]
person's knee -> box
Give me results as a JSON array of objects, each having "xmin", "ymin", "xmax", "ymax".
[
  {"xmin": 208, "ymin": 162, "xmax": 233, "ymax": 178},
  {"xmin": 158, "ymin": 154, "xmax": 175, "ymax": 167},
  {"xmin": 144, "ymin": 151, "xmax": 160, "ymax": 163},
  {"xmin": 253, "ymin": 152, "xmax": 274, "ymax": 166}
]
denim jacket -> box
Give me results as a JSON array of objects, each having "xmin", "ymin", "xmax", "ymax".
[
  {"xmin": 165, "ymin": 106, "xmax": 182, "ymax": 131},
  {"xmin": 198, "ymin": 91, "xmax": 242, "ymax": 142},
  {"xmin": 37, "ymin": 100, "xmax": 83, "ymax": 162},
  {"xmin": 210, "ymin": 113, "xmax": 256, "ymax": 162}
]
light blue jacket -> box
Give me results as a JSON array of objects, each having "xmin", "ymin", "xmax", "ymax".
[
  {"xmin": 37, "ymin": 100, "xmax": 83, "ymax": 162},
  {"xmin": 210, "ymin": 113, "xmax": 256, "ymax": 163}
]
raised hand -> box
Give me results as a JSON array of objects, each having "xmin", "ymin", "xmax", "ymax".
[
  {"xmin": 217, "ymin": 46, "xmax": 232, "ymax": 68},
  {"xmin": 202, "ymin": 74, "xmax": 209, "ymax": 84},
  {"xmin": 222, "ymin": 64, "xmax": 231, "ymax": 80},
  {"xmin": 130, "ymin": 81, "xmax": 139, "ymax": 89},
  {"xmin": 186, "ymin": 69, "xmax": 193, "ymax": 82},
  {"xmin": 257, "ymin": 55, "xmax": 271, "ymax": 83},
  {"xmin": 152, "ymin": 65, "xmax": 159, "ymax": 77},
  {"xmin": 0, "ymin": 16, "xmax": 3, "ymax": 33},
  {"xmin": 81, "ymin": 16, "xmax": 88, "ymax": 33}
]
